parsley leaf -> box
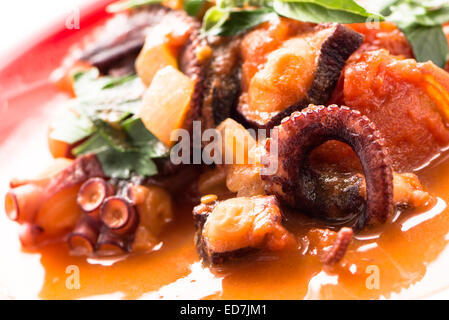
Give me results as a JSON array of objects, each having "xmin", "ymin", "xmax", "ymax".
[
  {"xmin": 401, "ymin": 24, "xmax": 449, "ymax": 69},
  {"xmin": 184, "ymin": 0, "xmax": 206, "ymax": 16},
  {"xmin": 203, "ymin": 0, "xmax": 383, "ymax": 36},
  {"xmin": 96, "ymin": 148, "xmax": 158, "ymax": 179},
  {"xmin": 273, "ymin": 0, "xmax": 382, "ymax": 24},
  {"xmin": 203, "ymin": 7, "xmax": 278, "ymax": 36},
  {"xmin": 54, "ymin": 68, "xmax": 167, "ymax": 179},
  {"xmin": 72, "ymin": 119, "xmax": 166, "ymax": 179},
  {"xmin": 121, "ymin": 117, "xmax": 169, "ymax": 158},
  {"xmin": 385, "ymin": 0, "xmax": 449, "ymax": 68}
]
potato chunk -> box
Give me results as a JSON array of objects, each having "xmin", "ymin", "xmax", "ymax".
[
  {"xmin": 135, "ymin": 29, "xmax": 178, "ymax": 87},
  {"xmin": 216, "ymin": 118, "xmax": 257, "ymax": 165},
  {"xmin": 140, "ymin": 66, "xmax": 194, "ymax": 147},
  {"xmin": 129, "ymin": 185, "xmax": 173, "ymax": 252},
  {"xmin": 215, "ymin": 118, "xmax": 265, "ymax": 197}
]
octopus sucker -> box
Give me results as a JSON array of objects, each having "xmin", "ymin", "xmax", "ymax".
[{"xmin": 261, "ymin": 105, "xmax": 394, "ymax": 231}]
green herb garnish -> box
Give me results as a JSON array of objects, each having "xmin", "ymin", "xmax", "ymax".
[
  {"xmin": 203, "ymin": 7, "xmax": 277, "ymax": 36},
  {"xmin": 201, "ymin": 0, "xmax": 449, "ymax": 68},
  {"xmin": 52, "ymin": 68, "xmax": 168, "ymax": 179},
  {"xmin": 382, "ymin": 0, "xmax": 449, "ymax": 68},
  {"xmin": 273, "ymin": 0, "xmax": 384, "ymax": 24},
  {"xmin": 202, "ymin": 0, "xmax": 384, "ymax": 36},
  {"xmin": 184, "ymin": 0, "xmax": 206, "ymax": 16}
]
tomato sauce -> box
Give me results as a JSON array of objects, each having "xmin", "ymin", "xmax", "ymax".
[
  {"xmin": 2, "ymin": 83, "xmax": 449, "ymax": 299},
  {"xmin": 2, "ymin": 1, "xmax": 449, "ymax": 300}
]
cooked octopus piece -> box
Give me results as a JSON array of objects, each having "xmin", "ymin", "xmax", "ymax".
[
  {"xmin": 80, "ymin": 5, "xmax": 193, "ymax": 74},
  {"xmin": 5, "ymin": 154, "xmax": 104, "ymax": 224},
  {"xmin": 238, "ymin": 21, "xmax": 363, "ymax": 128},
  {"xmin": 201, "ymin": 37, "xmax": 242, "ymax": 130},
  {"xmin": 322, "ymin": 227, "xmax": 353, "ymax": 266},
  {"xmin": 193, "ymin": 196, "xmax": 295, "ymax": 265},
  {"xmin": 262, "ymin": 105, "xmax": 394, "ymax": 231},
  {"xmin": 307, "ymin": 227, "xmax": 354, "ymax": 266},
  {"xmin": 80, "ymin": 5, "xmax": 202, "ymax": 76}
]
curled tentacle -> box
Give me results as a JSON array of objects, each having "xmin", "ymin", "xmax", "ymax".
[
  {"xmin": 261, "ymin": 105, "xmax": 394, "ymax": 230},
  {"xmin": 5, "ymin": 154, "xmax": 104, "ymax": 224},
  {"xmin": 68, "ymin": 216, "xmax": 101, "ymax": 255},
  {"xmin": 4, "ymin": 184, "xmax": 43, "ymax": 222},
  {"xmin": 96, "ymin": 230, "xmax": 130, "ymax": 255},
  {"xmin": 322, "ymin": 227, "xmax": 353, "ymax": 266}
]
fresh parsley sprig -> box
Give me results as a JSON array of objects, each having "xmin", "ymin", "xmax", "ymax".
[
  {"xmin": 202, "ymin": 0, "xmax": 384, "ymax": 36},
  {"xmin": 201, "ymin": 0, "xmax": 449, "ymax": 68},
  {"xmin": 381, "ymin": 0, "xmax": 449, "ymax": 68},
  {"xmin": 51, "ymin": 68, "xmax": 168, "ymax": 179},
  {"xmin": 105, "ymin": 0, "xmax": 449, "ymax": 67}
]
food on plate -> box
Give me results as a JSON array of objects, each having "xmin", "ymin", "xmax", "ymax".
[{"xmin": 4, "ymin": 0, "xmax": 449, "ymax": 299}]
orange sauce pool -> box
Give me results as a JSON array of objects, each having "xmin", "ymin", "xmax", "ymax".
[{"xmin": 2, "ymin": 83, "xmax": 449, "ymax": 300}]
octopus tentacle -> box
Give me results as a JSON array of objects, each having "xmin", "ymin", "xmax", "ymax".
[
  {"xmin": 261, "ymin": 105, "xmax": 394, "ymax": 230},
  {"xmin": 322, "ymin": 227, "xmax": 353, "ymax": 266}
]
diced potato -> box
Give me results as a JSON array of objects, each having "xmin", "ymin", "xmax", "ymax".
[
  {"xmin": 35, "ymin": 184, "xmax": 83, "ymax": 236},
  {"xmin": 216, "ymin": 118, "xmax": 257, "ymax": 165},
  {"xmin": 140, "ymin": 66, "xmax": 194, "ymax": 147},
  {"xmin": 130, "ymin": 185, "xmax": 173, "ymax": 253},
  {"xmin": 226, "ymin": 158, "xmax": 266, "ymax": 197},
  {"xmin": 135, "ymin": 30, "xmax": 178, "ymax": 87},
  {"xmin": 130, "ymin": 185, "xmax": 173, "ymax": 236},
  {"xmin": 48, "ymin": 128, "xmax": 73, "ymax": 159},
  {"xmin": 215, "ymin": 118, "xmax": 265, "ymax": 197}
]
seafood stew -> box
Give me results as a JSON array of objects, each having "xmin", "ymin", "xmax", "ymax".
[{"xmin": 3, "ymin": 0, "xmax": 449, "ymax": 299}]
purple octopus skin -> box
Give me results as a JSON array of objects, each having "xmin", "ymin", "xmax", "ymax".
[
  {"xmin": 80, "ymin": 5, "xmax": 206, "ymax": 129},
  {"xmin": 261, "ymin": 105, "xmax": 394, "ymax": 231},
  {"xmin": 80, "ymin": 5, "xmax": 207, "ymax": 175},
  {"xmin": 238, "ymin": 23, "xmax": 363, "ymax": 129},
  {"xmin": 322, "ymin": 227, "xmax": 354, "ymax": 265},
  {"xmin": 68, "ymin": 215, "xmax": 101, "ymax": 254},
  {"xmin": 81, "ymin": 5, "xmax": 200, "ymax": 74}
]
